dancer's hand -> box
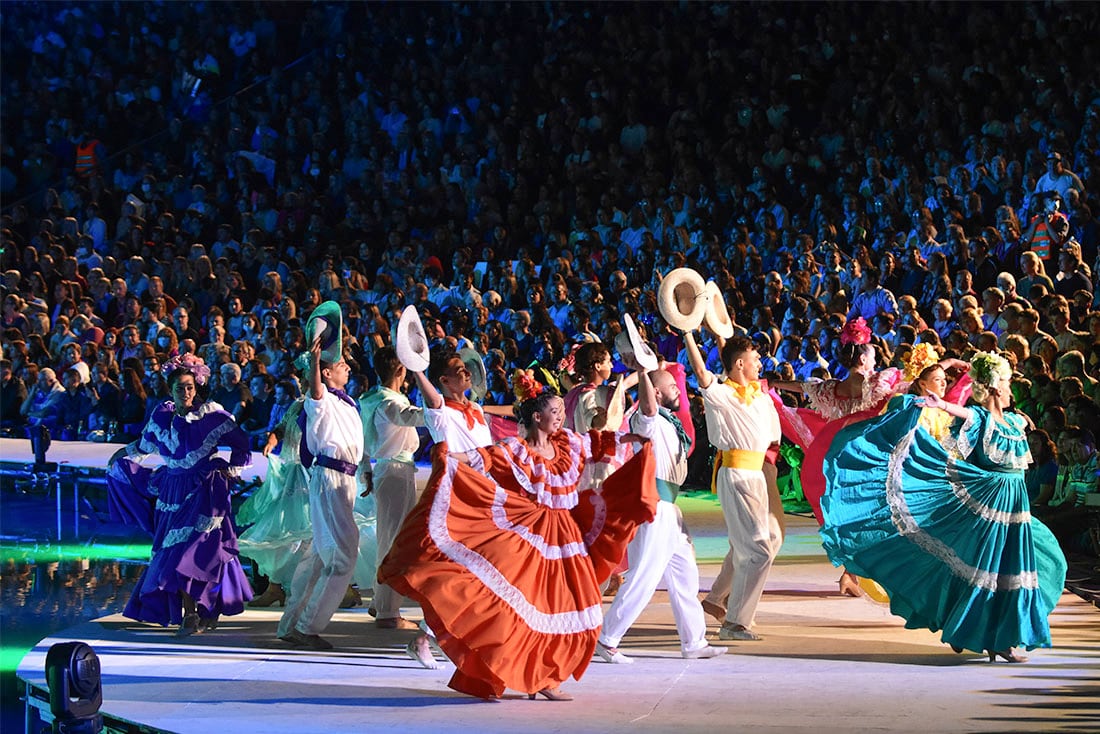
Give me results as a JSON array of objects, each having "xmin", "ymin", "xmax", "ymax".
[
  {"xmin": 920, "ymin": 392, "xmax": 945, "ymax": 410},
  {"xmin": 358, "ymin": 467, "xmax": 374, "ymax": 496}
]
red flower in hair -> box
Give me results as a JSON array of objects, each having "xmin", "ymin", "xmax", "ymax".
[
  {"xmin": 840, "ymin": 317, "xmax": 872, "ymax": 346},
  {"xmin": 512, "ymin": 369, "xmax": 545, "ymax": 402}
]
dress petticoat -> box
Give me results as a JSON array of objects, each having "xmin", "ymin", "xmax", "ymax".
[
  {"xmin": 821, "ymin": 396, "xmax": 1066, "ymax": 653},
  {"xmin": 107, "ymin": 401, "xmax": 254, "ymax": 626},
  {"xmin": 378, "ymin": 430, "xmax": 656, "ymax": 699},
  {"xmin": 236, "ymin": 400, "xmax": 378, "ymax": 589}
]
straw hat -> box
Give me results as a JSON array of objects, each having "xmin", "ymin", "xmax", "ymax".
[
  {"xmin": 657, "ymin": 268, "xmax": 708, "ymax": 331},
  {"xmin": 395, "ymin": 305, "xmax": 430, "ymax": 372},
  {"xmin": 702, "ymin": 281, "xmax": 734, "ymax": 339}
]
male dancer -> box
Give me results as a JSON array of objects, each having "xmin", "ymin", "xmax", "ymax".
[
  {"xmin": 277, "ymin": 331, "xmax": 362, "ymax": 650},
  {"xmin": 683, "ymin": 331, "xmax": 781, "ymax": 641},
  {"xmin": 390, "ymin": 345, "xmax": 492, "ymax": 667},
  {"xmin": 596, "ymin": 362, "xmax": 727, "ymax": 662},
  {"xmin": 412, "ymin": 347, "xmax": 493, "ymax": 451},
  {"xmin": 359, "ymin": 346, "xmax": 425, "ymax": 630}
]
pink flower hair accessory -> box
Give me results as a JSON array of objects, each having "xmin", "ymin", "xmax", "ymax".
[
  {"xmin": 839, "ymin": 317, "xmax": 872, "ymax": 346},
  {"xmin": 161, "ymin": 353, "xmax": 211, "ymax": 385}
]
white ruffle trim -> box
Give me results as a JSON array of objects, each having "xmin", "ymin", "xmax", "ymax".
[
  {"xmin": 945, "ymin": 458, "xmax": 1032, "ymax": 525},
  {"xmin": 152, "ymin": 419, "xmax": 238, "ymax": 471},
  {"xmin": 886, "ymin": 428, "xmax": 1037, "ymax": 593},
  {"xmin": 489, "ymin": 486, "xmax": 587, "ymax": 559},
  {"xmin": 980, "ymin": 413, "xmax": 1031, "ymax": 469},
  {"xmin": 497, "ymin": 437, "xmax": 582, "ymax": 509},
  {"xmin": 161, "ymin": 515, "xmax": 224, "ymax": 548},
  {"xmin": 581, "ymin": 490, "xmax": 608, "ymax": 548},
  {"xmin": 428, "ymin": 461, "xmax": 602, "ymax": 634}
]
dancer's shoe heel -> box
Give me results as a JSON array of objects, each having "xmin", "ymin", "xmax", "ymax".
[{"xmin": 528, "ymin": 687, "xmax": 573, "ymax": 701}]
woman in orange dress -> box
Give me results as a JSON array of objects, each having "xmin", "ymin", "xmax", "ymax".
[{"xmin": 378, "ymin": 388, "xmax": 656, "ymax": 701}]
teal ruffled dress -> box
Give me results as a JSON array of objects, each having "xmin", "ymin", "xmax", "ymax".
[{"xmin": 821, "ymin": 395, "xmax": 1066, "ymax": 653}]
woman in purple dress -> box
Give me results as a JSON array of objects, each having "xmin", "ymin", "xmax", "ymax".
[{"xmin": 108, "ymin": 354, "xmax": 253, "ymax": 636}]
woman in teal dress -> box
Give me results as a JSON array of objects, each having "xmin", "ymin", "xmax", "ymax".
[{"xmin": 821, "ymin": 352, "xmax": 1066, "ymax": 661}]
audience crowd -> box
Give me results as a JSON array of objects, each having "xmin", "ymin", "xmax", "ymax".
[{"xmin": 1, "ymin": 3, "xmax": 1098, "ymax": 557}]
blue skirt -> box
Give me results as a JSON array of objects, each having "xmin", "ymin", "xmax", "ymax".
[{"xmin": 821, "ymin": 402, "xmax": 1066, "ymax": 653}]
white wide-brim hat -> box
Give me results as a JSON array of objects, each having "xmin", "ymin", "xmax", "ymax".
[
  {"xmin": 657, "ymin": 268, "xmax": 708, "ymax": 331},
  {"xmin": 458, "ymin": 347, "xmax": 487, "ymax": 400},
  {"xmin": 703, "ymin": 280, "xmax": 734, "ymax": 339},
  {"xmin": 615, "ymin": 313, "xmax": 659, "ymax": 371},
  {"xmin": 395, "ymin": 305, "xmax": 431, "ymax": 372}
]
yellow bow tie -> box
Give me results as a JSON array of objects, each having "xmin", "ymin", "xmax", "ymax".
[{"xmin": 725, "ymin": 379, "xmax": 763, "ymax": 405}]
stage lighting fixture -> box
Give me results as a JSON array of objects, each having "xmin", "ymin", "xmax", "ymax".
[{"xmin": 44, "ymin": 641, "xmax": 103, "ymax": 734}]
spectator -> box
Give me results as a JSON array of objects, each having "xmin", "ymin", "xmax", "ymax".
[{"xmin": 20, "ymin": 366, "xmax": 65, "ymax": 434}]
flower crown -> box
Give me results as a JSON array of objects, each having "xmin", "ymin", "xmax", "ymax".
[
  {"xmin": 161, "ymin": 353, "xmax": 210, "ymax": 385},
  {"xmin": 969, "ymin": 351, "xmax": 1011, "ymax": 388},
  {"xmin": 902, "ymin": 342, "xmax": 941, "ymax": 382},
  {"xmin": 512, "ymin": 368, "xmax": 546, "ymax": 402},
  {"xmin": 839, "ymin": 317, "xmax": 872, "ymax": 346}
]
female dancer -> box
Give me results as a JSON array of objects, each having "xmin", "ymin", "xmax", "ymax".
[
  {"xmin": 771, "ymin": 320, "xmax": 904, "ymax": 594},
  {"xmin": 821, "ymin": 352, "xmax": 1066, "ymax": 660},
  {"xmin": 107, "ymin": 354, "xmax": 254, "ymax": 636},
  {"xmin": 378, "ymin": 383, "xmax": 656, "ymax": 701}
]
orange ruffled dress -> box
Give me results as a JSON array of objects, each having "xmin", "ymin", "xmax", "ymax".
[{"xmin": 378, "ymin": 430, "xmax": 656, "ymax": 699}]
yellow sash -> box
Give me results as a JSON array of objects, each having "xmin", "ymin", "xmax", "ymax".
[{"xmin": 716, "ymin": 448, "xmax": 766, "ymax": 472}]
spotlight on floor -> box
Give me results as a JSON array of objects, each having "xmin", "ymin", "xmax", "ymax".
[{"xmin": 44, "ymin": 641, "xmax": 103, "ymax": 734}]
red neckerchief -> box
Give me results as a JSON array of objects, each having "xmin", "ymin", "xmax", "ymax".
[{"xmin": 444, "ymin": 398, "xmax": 485, "ymax": 429}]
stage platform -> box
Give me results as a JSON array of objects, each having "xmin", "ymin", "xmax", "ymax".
[
  {"xmin": 0, "ymin": 437, "xmax": 436, "ymax": 488},
  {"xmin": 16, "ymin": 516, "xmax": 1100, "ymax": 734}
]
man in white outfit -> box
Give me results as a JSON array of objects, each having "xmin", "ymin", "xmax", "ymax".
[
  {"xmin": 683, "ymin": 332, "xmax": 781, "ymax": 641},
  {"xmin": 413, "ymin": 347, "xmax": 493, "ymax": 451},
  {"xmin": 278, "ymin": 327, "xmax": 363, "ymax": 650},
  {"xmin": 358, "ymin": 346, "xmax": 424, "ymax": 630},
  {"xmin": 596, "ymin": 364, "xmax": 726, "ymax": 663},
  {"xmin": 394, "ymin": 346, "xmax": 493, "ymax": 667}
]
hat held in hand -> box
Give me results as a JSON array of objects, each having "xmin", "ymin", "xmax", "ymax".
[
  {"xmin": 395, "ymin": 305, "xmax": 431, "ymax": 372},
  {"xmin": 703, "ymin": 281, "xmax": 734, "ymax": 339},
  {"xmin": 657, "ymin": 268, "xmax": 708, "ymax": 332},
  {"xmin": 615, "ymin": 313, "xmax": 659, "ymax": 371},
  {"xmin": 305, "ymin": 300, "xmax": 343, "ymax": 365}
]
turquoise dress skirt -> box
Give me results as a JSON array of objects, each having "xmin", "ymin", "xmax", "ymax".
[{"xmin": 821, "ymin": 396, "xmax": 1066, "ymax": 653}]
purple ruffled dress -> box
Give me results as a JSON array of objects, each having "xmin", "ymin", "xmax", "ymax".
[{"xmin": 108, "ymin": 400, "xmax": 254, "ymax": 626}]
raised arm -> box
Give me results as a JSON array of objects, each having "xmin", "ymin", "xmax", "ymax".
[
  {"xmin": 412, "ymin": 370, "xmax": 444, "ymax": 409},
  {"xmin": 921, "ymin": 391, "xmax": 971, "ymax": 420},
  {"xmin": 637, "ymin": 367, "xmax": 657, "ymax": 418},
  {"xmin": 682, "ymin": 330, "xmax": 714, "ymax": 389},
  {"xmin": 308, "ymin": 335, "xmax": 324, "ymax": 400}
]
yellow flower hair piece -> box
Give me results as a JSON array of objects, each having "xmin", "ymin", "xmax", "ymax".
[{"xmin": 903, "ymin": 342, "xmax": 941, "ymax": 382}]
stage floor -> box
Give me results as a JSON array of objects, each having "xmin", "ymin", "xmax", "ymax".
[{"xmin": 16, "ymin": 516, "xmax": 1100, "ymax": 734}]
